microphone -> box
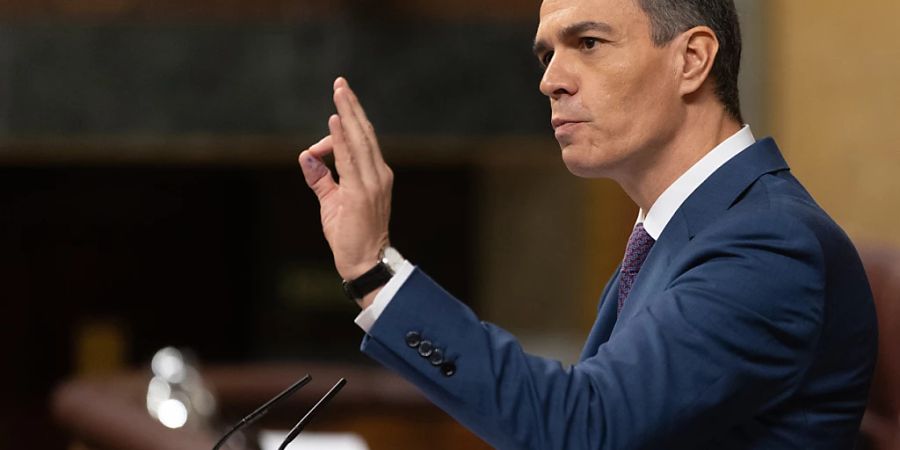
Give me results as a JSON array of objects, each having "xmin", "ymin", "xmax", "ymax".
[
  {"xmin": 277, "ymin": 378, "xmax": 348, "ymax": 450},
  {"xmin": 212, "ymin": 374, "xmax": 312, "ymax": 450}
]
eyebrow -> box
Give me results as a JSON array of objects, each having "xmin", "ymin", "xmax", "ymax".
[{"xmin": 532, "ymin": 21, "xmax": 615, "ymax": 57}]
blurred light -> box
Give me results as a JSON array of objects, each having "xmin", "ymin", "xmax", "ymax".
[
  {"xmin": 151, "ymin": 347, "xmax": 186, "ymax": 383},
  {"xmin": 146, "ymin": 376, "xmax": 172, "ymax": 418},
  {"xmin": 158, "ymin": 399, "xmax": 188, "ymax": 429},
  {"xmin": 146, "ymin": 346, "xmax": 217, "ymax": 430}
]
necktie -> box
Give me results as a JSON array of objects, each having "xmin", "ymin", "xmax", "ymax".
[{"xmin": 618, "ymin": 223, "xmax": 656, "ymax": 315}]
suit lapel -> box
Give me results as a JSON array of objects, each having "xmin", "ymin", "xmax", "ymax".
[
  {"xmin": 611, "ymin": 138, "xmax": 791, "ymax": 331},
  {"xmin": 676, "ymin": 138, "xmax": 789, "ymax": 239}
]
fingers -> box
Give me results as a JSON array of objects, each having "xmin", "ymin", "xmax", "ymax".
[
  {"xmin": 298, "ymin": 148, "xmax": 338, "ymax": 200},
  {"xmin": 333, "ymin": 84, "xmax": 378, "ymax": 183},
  {"xmin": 337, "ymin": 79, "xmax": 390, "ymax": 172},
  {"xmin": 308, "ymin": 135, "xmax": 334, "ymax": 159},
  {"xmin": 335, "ymin": 79, "xmax": 377, "ymax": 150},
  {"xmin": 328, "ymin": 113, "xmax": 366, "ymax": 187},
  {"xmin": 305, "ymin": 77, "xmax": 392, "ymax": 195},
  {"xmin": 333, "ymin": 78, "xmax": 395, "ymax": 185}
]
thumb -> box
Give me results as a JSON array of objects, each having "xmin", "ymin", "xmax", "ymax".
[{"xmin": 299, "ymin": 150, "xmax": 338, "ymax": 200}]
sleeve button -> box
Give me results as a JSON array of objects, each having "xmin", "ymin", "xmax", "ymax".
[
  {"xmin": 428, "ymin": 348, "xmax": 445, "ymax": 366},
  {"xmin": 405, "ymin": 331, "xmax": 422, "ymax": 348},
  {"xmin": 417, "ymin": 340, "xmax": 434, "ymax": 357},
  {"xmin": 440, "ymin": 362, "xmax": 457, "ymax": 377}
]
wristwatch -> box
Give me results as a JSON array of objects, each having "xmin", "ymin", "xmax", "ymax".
[{"xmin": 342, "ymin": 246, "xmax": 404, "ymax": 301}]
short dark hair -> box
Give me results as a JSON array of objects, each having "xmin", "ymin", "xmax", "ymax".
[{"xmin": 636, "ymin": 0, "xmax": 743, "ymax": 123}]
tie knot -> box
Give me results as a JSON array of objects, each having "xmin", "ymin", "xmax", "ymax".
[{"xmin": 622, "ymin": 223, "xmax": 655, "ymax": 275}]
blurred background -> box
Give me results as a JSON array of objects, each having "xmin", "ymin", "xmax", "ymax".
[{"xmin": 1, "ymin": 0, "xmax": 898, "ymax": 449}]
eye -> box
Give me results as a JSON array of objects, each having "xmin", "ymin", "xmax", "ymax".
[
  {"xmin": 541, "ymin": 51, "xmax": 554, "ymax": 68},
  {"xmin": 581, "ymin": 37, "xmax": 599, "ymax": 50}
]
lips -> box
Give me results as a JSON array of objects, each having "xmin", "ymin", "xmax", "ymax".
[
  {"xmin": 552, "ymin": 118, "xmax": 587, "ymax": 140},
  {"xmin": 551, "ymin": 117, "xmax": 587, "ymax": 130}
]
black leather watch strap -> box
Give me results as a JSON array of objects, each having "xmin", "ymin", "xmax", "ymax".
[{"xmin": 342, "ymin": 262, "xmax": 393, "ymax": 301}]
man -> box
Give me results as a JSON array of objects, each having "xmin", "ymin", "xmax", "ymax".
[{"xmin": 298, "ymin": 0, "xmax": 877, "ymax": 448}]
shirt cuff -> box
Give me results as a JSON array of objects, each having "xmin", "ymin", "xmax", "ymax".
[{"xmin": 354, "ymin": 260, "xmax": 415, "ymax": 333}]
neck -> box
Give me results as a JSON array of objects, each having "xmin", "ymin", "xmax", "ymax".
[{"xmin": 617, "ymin": 107, "xmax": 741, "ymax": 213}]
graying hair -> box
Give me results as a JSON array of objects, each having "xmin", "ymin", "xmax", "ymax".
[{"xmin": 636, "ymin": 0, "xmax": 743, "ymax": 123}]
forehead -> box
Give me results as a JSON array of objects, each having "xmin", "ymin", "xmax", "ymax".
[{"xmin": 536, "ymin": 0, "xmax": 646, "ymax": 37}]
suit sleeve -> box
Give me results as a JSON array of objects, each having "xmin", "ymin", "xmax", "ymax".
[{"xmin": 360, "ymin": 212, "xmax": 826, "ymax": 450}]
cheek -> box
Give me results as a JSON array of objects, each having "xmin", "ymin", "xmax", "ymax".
[
  {"xmin": 581, "ymin": 71, "xmax": 645, "ymax": 150},
  {"xmin": 582, "ymin": 59, "xmax": 649, "ymax": 138},
  {"xmin": 561, "ymin": 49, "xmax": 680, "ymax": 175},
  {"xmin": 611, "ymin": 54, "xmax": 679, "ymax": 136},
  {"xmin": 592, "ymin": 63, "xmax": 634, "ymax": 114}
]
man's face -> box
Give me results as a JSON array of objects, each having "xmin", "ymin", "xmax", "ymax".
[{"xmin": 534, "ymin": 0, "xmax": 683, "ymax": 179}]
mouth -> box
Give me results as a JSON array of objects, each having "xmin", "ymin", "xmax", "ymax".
[
  {"xmin": 551, "ymin": 117, "xmax": 587, "ymax": 130},
  {"xmin": 552, "ymin": 118, "xmax": 587, "ymax": 137}
]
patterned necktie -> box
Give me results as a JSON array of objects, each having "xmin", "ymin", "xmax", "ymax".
[{"xmin": 618, "ymin": 223, "xmax": 656, "ymax": 315}]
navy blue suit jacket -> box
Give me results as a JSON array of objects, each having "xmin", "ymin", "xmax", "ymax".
[{"xmin": 361, "ymin": 139, "xmax": 877, "ymax": 449}]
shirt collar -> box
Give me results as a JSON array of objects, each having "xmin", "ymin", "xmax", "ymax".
[{"xmin": 637, "ymin": 125, "xmax": 756, "ymax": 240}]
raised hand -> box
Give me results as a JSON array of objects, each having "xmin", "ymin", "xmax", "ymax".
[{"xmin": 298, "ymin": 78, "xmax": 394, "ymax": 306}]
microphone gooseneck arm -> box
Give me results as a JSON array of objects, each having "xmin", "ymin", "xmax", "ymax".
[
  {"xmin": 277, "ymin": 378, "xmax": 348, "ymax": 450},
  {"xmin": 211, "ymin": 374, "xmax": 312, "ymax": 450}
]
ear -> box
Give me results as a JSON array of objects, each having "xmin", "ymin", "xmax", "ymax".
[{"xmin": 677, "ymin": 26, "xmax": 719, "ymax": 96}]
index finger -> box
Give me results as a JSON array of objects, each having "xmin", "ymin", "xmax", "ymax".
[{"xmin": 308, "ymin": 135, "xmax": 334, "ymax": 159}]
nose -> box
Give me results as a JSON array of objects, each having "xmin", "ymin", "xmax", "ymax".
[{"xmin": 539, "ymin": 55, "xmax": 577, "ymax": 100}]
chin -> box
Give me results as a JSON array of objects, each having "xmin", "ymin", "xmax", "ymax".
[{"xmin": 560, "ymin": 143, "xmax": 615, "ymax": 179}]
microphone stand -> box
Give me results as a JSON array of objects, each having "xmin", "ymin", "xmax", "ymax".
[
  {"xmin": 212, "ymin": 374, "xmax": 311, "ymax": 450},
  {"xmin": 210, "ymin": 374, "xmax": 348, "ymax": 450},
  {"xmin": 277, "ymin": 378, "xmax": 347, "ymax": 450}
]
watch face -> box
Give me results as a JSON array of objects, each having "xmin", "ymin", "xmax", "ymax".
[{"xmin": 381, "ymin": 246, "xmax": 404, "ymax": 273}]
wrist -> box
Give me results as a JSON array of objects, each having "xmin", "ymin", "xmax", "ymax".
[
  {"xmin": 341, "ymin": 246, "xmax": 403, "ymax": 303},
  {"xmin": 337, "ymin": 238, "xmax": 390, "ymax": 280},
  {"xmin": 339, "ymin": 258, "xmax": 381, "ymax": 281}
]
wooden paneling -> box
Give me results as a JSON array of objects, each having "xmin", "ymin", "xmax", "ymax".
[{"xmin": 769, "ymin": 0, "xmax": 900, "ymax": 247}]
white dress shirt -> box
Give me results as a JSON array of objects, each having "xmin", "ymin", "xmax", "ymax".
[
  {"xmin": 355, "ymin": 125, "xmax": 756, "ymax": 332},
  {"xmin": 639, "ymin": 125, "xmax": 756, "ymax": 239}
]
